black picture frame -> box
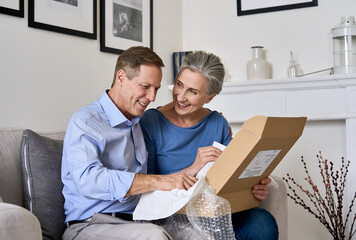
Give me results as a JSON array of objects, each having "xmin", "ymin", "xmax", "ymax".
[
  {"xmin": 237, "ymin": 0, "xmax": 318, "ymax": 16},
  {"xmin": 0, "ymin": 0, "xmax": 24, "ymax": 18},
  {"xmin": 28, "ymin": 0, "xmax": 97, "ymax": 39},
  {"xmin": 100, "ymin": 0, "xmax": 153, "ymax": 55}
]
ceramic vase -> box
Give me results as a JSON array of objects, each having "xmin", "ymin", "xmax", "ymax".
[{"xmin": 246, "ymin": 46, "xmax": 271, "ymax": 80}]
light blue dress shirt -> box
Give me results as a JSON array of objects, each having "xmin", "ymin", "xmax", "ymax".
[{"xmin": 61, "ymin": 91, "xmax": 148, "ymax": 222}]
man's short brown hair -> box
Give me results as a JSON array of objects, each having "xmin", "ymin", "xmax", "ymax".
[{"xmin": 111, "ymin": 46, "xmax": 164, "ymax": 87}]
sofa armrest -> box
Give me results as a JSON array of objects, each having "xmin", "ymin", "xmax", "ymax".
[
  {"xmin": 259, "ymin": 175, "xmax": 288, "ymax": 240},
  {"xmin": 0, "ymin": 202, "xmax": 42, "ymax": 240}
]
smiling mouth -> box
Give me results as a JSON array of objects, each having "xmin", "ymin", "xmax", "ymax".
[
  {"xmin": 177, "ymin": 102, "xmax": 189, "ymax": 108},
  {"xmin": 139, "ymin": 100, "xmax": 149, "ymax": 108}
]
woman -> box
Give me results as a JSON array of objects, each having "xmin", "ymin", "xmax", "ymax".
[{"xmin": 140, "ymin": 51, "xmax": 278, "ymax": 240}]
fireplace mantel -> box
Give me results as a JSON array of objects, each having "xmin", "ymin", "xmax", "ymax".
[
  {"xmin": 206, "ymin": 74, "xmax": 356, "ymax": 123},
  {"xmin": 205, "ymin": 73, "xmax": 356, "ymax": 215}
]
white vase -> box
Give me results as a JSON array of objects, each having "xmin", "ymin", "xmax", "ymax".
[{"xmin": 246, "ymin": 46, "xmax": 271, "ymax": 80}]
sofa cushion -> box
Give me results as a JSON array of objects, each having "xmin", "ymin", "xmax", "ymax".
[
  {"xmin": 0, "ymin": 203, "xmax": 42, "ymax": 240},
  {"xmin": 21, "ymin": 129, "xmax": 66, "ymax": 240},
  {"xmin": 0, "ymin": 129, "xmax": 26, "ymax": 206}
]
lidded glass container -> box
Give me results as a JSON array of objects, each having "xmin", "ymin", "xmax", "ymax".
[{"xmin": 331, "ymin": 16, "xmax": 356, "ymax": 74}]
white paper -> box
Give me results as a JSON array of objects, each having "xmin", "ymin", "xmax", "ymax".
[
  {"xmin": 238, "ymin": 150, "xmax": 281, "ymax": 179},
  {"xmin": 133, "ymin": 141, "xmax": 225, "ymax": 220},
  {"xmin": 211, "ymin": 141, "xmax": 226, "ymax": 151}
]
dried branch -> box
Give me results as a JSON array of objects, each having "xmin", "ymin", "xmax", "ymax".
[{"xmin": 283, "ymin": 152, "xmax": 356, "ymax": 240}]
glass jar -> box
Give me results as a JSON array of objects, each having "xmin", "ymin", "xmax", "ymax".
[{"xmin": 331, "ymin": 16, "xmax": 356, "ymax": 74}]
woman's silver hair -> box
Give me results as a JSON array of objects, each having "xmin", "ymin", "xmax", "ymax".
[{"xmin": 177, "ymin": 51, "xmax": 225, "ymax": 96}]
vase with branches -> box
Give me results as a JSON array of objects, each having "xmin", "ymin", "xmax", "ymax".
[{"xmin": 283, "ymin": 151, "xmax": 356, "ymax": 240}]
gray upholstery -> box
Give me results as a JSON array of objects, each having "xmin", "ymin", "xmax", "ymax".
[
  {"xmin": 0, "ymin": 128, "xmax": 65, "ymax": 206},
  {"xmin": 0, "ymin": 129, "xmax": 26, "ymax": 206},
  {"xmin": 260, "ymin": 176, "xmax": 288, "ymax": 240},
  {"xmin": 0, "ymin": 128, "xmax": 288, "ymax": 240},
  {"xmin": 0, "ymin": 128, "xmax": 65, "ymax": 240},
  {"xmin": 21, "ymin": 129, "xmax": 66, "ymax": 240},
  {"xmin": 0, "ymin": 202, "xmax": 42, "ymax": 240}
]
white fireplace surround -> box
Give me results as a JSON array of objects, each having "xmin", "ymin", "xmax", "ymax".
[
  {"xmin": 205, "ymin": 73, "xmax": 356, "ymax": 214},
  {"xmin": 206, "ymin": 74, "xmax": 356, "ymax": 123}
]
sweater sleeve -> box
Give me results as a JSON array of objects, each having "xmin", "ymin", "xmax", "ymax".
[{"xmin": 219, "ymin": 113, "xmax": 232, "ymax": 146}]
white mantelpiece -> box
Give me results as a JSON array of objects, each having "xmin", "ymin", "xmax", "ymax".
[
  {"xmin": 206, "ymin": 74, "xmax": 356, "ymax": 123},
  {"xmin": 206, "ymin": 74, "xmax": 356, "ymax": 227}
]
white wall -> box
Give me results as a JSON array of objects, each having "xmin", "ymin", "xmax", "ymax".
[
  {"xmin": 150, "ymin": 0, "xmax": 182, "ymax": 108},
  {"xmin": 181, "ymin": 1, "xmax": 354, "ymax": 239},
  {"xmin": 0, "ymin": 0, "xmax": 353, "ymax": 239},
  {"xmin": 182, "ymin": 0, "xmax": 356, "ymax": 81},
  {"xmin": 278, "ymin": 121, "xmax": 346, "ymax": 240},
  {"xmin": 0, "ymin": 0, "xmax": 181, "ymax": 131},
  {"xmin": 231, "ymin": 121, "xmax": 346, "ymax": 240}
]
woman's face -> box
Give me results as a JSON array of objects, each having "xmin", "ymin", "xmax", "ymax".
[{"xmin": 173, "ymin": 68, "xmax": 214, "ymax": 117}]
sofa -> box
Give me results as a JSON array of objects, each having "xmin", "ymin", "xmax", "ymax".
[{"xmin": 0, "ymin": 128, "xmax": 288, "ymax": 240}]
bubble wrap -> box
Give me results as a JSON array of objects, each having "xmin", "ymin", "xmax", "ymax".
[{"xmin": 156, "ymin": 179, "xmax": 236, "ymax": 240}]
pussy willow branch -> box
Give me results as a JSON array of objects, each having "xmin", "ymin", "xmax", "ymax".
[
  {"xmin": 283, "ymin": 152, "xmax": 356, "ymax": 240},
  {"xmin": 346, "ymin": 192, "xmax": 356, "ymax": 240},
  {"xmin": 319, "ymin": 156, "xmax": 339, "ymax": 233},
  {"xmin": 285, "ymin": 173, "xmax": 333, "ymax": 233},
  {"xmin": 302, "ymin": 158, "xmax": 327, "ymax": 218}
]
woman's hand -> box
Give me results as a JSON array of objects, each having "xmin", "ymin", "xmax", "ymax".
[
  {"xmin": 252, "ymin": 177, "xmax": 271, "ymax": 201},
  {"xmin": 182, "ymin": 146, "xmax": 222, "ymax": 176}
]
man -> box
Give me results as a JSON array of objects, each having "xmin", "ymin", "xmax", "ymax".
[{"xmin": 61, "ymin": 46, "xmax": 197, "ymax": 240}]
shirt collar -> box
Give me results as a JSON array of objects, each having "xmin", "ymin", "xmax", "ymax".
[{"xmin": 98, "ymin": 90, "xmax": 140, "ymax": 127}]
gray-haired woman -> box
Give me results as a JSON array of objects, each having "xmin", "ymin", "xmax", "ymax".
[{"xmin": 140, "ymin": 50, "xmax": 278, "ymax": 239}]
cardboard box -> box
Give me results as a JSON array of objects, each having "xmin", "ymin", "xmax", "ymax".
[{"xmin": 206, "ymin": 115, "xmax": 307, "ymax": 213}]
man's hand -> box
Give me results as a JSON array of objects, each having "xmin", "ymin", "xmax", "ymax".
[
  {"xmin": 125, "ymin": 172, "xmax": 198, "ymax": 197},
  {"xmin": 252, "ymin": 177, "xmax": 271, "ymax": 201},
  {"xmin": 182, "ymin": 146, "xmax": 222, "ymax": 176},
  {"xmin": 158, "ymin": 172, "xmax": 198, "ymax": 190}
]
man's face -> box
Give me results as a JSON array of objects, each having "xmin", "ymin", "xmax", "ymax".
[{"xmin": 116, "ymin": 64, "xmax": 162, "ymax": 119}]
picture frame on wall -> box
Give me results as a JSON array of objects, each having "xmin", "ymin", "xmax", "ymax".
[
  {"xmin": 237, "ymin": 0, "xmax": 318, "ymax": 16},
  {"xmin": 0, "ymin": 0, "xmax": 24, "ymax": 18},
  {"xmin": 100, "ymin": 0, "xmax": 153, "ymax": 55},
  {"xmin": 28, "ymin": 0, "xmax": 97, "ymax": 39}
]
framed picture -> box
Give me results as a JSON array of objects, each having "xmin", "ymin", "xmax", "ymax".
[
  {"xmin": 100, "ymin": 0, "xmax": 153, "ymax": 55},
  {"xmin": 237, "ymin": 0, "xmax": 318, "ymax": 16},
  {"xmin": 0, "ymin": 0, "xmax": 24, "ymax": 18},
  {"xmin": 28, "ymin": 0, "xmax": 97, "ymax": 39}
]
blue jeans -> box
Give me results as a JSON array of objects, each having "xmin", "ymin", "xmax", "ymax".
[{"xmin": 232, "ymin": 207, "xmax": 279, "ymax": 240}]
